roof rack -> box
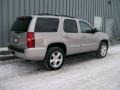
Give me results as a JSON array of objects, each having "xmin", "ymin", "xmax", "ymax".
[{"xmin": 36, "ymin": 13, "xmax": 76, "ymax": 18}]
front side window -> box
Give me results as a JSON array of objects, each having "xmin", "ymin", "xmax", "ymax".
[
  {"xmin": 64, "ymin": 19, "xmax": 78, "ymax": 33},
  {"xmin": 79, "ymin": 21, "xmax": 93, "ymax": 33},
  {"xmin": 35, "ymin": 18, "xmax": 59, "ymax": 32}
]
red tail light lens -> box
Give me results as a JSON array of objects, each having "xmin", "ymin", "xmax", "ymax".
[{"xmin": 27, "ymin": 32, "xmax": 35, "ymax": 48}]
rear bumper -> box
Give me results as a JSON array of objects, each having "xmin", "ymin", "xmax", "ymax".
[
  {"xmin": 8, "ymin": 46, "xmax": 47, "ymax": 60},
  {"xmin": 8, "ymin": 45, "xmax": 24, "ymax": 53}
]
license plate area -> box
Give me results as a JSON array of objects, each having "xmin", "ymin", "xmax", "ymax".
[{"xmin": 13, "ymin": 37, "xmax": 19, "ymax": 43}]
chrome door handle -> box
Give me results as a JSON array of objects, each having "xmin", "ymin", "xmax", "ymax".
[{"xmin": 64, "ymin": 35, "xmax": 69, "ymax": 38}]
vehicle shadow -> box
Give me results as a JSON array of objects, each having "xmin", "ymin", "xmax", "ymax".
[
  {"xmin": 64, "ymin": 53, "xmax": 97, "ymax": 66},
  {"xmin": 0, "ymin": 56, "xmax": 17, "ymax": 61},
  {"xmin": 0, "ymin": 52, "xmax": 100, "ymax": 79},
  {"xmin": 14, "ymin": 53, "xmax": 98, "ymax": 75}
]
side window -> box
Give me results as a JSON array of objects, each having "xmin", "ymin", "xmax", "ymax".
[
  {"xmin": 64, "ymin": 19, "xmax": 78, "ymax": 33},
  {"xmin": 79, "ymin": 21, "xmax": 93, "ymax": 33},
  {"xmin": 35, "ymin": 18, "xmax": 59, "ymax": 32}
]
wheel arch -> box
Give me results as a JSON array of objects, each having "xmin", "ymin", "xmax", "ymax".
[
  {"xmin": 100, "ymin": 39, "xmax": 109, "ymax": 48},
  {"xmin": 46, "ymin": 42, "xmax": 67, "ymax": 55}
]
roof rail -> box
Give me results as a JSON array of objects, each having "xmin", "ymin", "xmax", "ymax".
[
  {"xmin": 17, "ymin": 16, "xmax": 32, "ymax": 20},
  {"xmin": 36, "ymin": 13, "xmax": 76, "ymax": 18}
]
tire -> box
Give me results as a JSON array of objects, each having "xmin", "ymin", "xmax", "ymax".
[
  {"xmin": 43, "ymin": 47, "xmax": 65, "ymax": 70},
  {"xmin": 96, "ymin": 42, "xmax": 108, "ymax": 58}
]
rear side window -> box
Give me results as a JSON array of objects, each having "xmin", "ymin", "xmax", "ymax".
[
  {"xmin": 64, "ymin": 19, "xmax": 78, "ymax": 33},
  {"xmin": 11, "ymin": 17, "xmax": 32, "ymax": 32},
  {"xmin": 35, "ymin": 18, "xmax": 59, "ymax": 32}
]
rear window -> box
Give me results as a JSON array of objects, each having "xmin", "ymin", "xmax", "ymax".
[
  {"xmin": 64, "ymin": 19, "xmax": 78, "ymax": 33},
  {"xmin": 35, "ymin": 18, "xmax": 59, "ymax": 32},
  {"xmin": 11, "ymin": 17, "xmax": 32, "ymax": 32}
]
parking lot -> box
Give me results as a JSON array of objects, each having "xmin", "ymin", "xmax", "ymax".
[{"xmin": 0, "ymin": 45, "xmax": 120, "ymax": 90}]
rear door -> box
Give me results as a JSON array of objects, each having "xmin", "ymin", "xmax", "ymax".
[
  {"xmin": 63, "ymin": 18, "xmax": 81, "ymax": 55},
  {"xmin": 34, "ymin": 17, "xmax": 60, "ymax": 48},
  {"xmin": 10, "ymin": 16, "xmax": 32, "ymax": 49},
  {"xmin": 79, "ymin": 20, "xmax": 98, "ymax": 52}
]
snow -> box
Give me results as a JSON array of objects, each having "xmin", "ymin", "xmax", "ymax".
[
  {"xmin": 0, "ymin": 47, "xmax": 8, "ymax": 52},
  {"xmin": 0, "ymin": 45, "xmax": 120, "ymax": 90},
  {"xmin": 0, "ymin": 47, "xmax": 12, "ymax": 57}
]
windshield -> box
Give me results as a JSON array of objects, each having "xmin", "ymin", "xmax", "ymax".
[{"xmin": 11, "ymin": 17, "xmax": 32, "ymax": 32}]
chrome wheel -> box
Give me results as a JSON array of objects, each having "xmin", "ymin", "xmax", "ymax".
[
  {"xmin": 50, "ymin": 51, "xmax": 63, "ymax": 68},
  {"xmin": 100, "ymin": 44, "xmax": 107, "ymax": 56}
]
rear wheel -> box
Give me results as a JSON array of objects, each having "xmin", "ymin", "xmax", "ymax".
[
  {"xmin": 43, "ymin": 47, "xmax": 65, "ymax": 70},
  {"xmin": 96, "ymin": 42, "xmax": 108, "ymax": 58}
]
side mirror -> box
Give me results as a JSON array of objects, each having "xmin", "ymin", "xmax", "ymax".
[
  {"xmin": 92, "ymin": 28, "xmax": 99, "ymax": 33},
  {"xmin": 85, "ymin": 30, "xmax": 92, "ymax": 33}
]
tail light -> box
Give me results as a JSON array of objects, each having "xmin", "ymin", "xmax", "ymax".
[{"xmin": 27, "ymin": 32, "xmax": 35, "ymax": 48}]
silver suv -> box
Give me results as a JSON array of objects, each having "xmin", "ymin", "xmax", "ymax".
[{"xmin": 8, "ymin": 15, "xmax": 109, "ymax": 70}]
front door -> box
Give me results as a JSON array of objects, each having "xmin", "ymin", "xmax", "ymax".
[{"xmin": 79, "ymin": 21, "xmax": 98, "ymax": 52}]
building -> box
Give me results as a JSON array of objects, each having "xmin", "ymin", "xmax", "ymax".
[{"xmin": 0, "ymin": 0, "xmax": 120, "ymax": 47}]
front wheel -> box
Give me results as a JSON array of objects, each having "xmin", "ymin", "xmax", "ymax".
[
  {"xmin": 43, "ymin": 47, "xmax": 65, "ymax": 70},
  {"xmin": 96, "ymin": 42, "xmax": 108, "ymax": 58}
]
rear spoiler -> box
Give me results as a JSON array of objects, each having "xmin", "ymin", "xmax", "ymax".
[{"xmin": 17, "ymin": 16, "xmax": 32, "ymax": 20}]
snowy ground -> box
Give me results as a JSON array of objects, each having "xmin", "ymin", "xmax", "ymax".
[
  {"xmin": 0, "ymin": 45, "xmax": 120, "ymax": 90},
  {"xmin": 0, "ymin": 47, "xmax": 8, "ymax": 52}
]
